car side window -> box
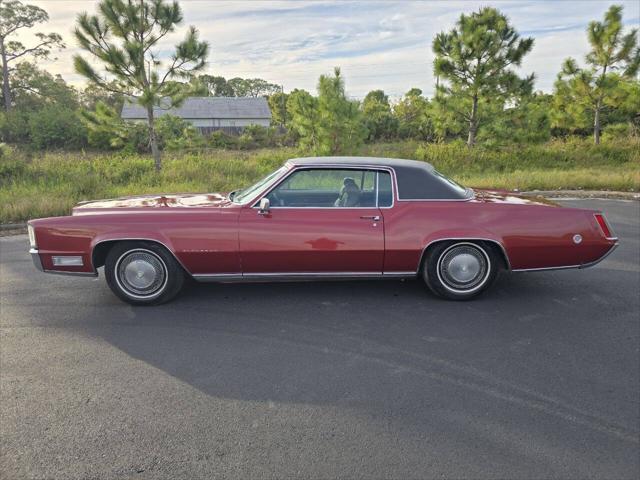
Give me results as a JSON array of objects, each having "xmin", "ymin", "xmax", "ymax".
[
  {"xmin": 378, "ymin": 171, "xmax": 393, "ymax": 207},
  {"xmin": 267, "ymin": 169, "xmax": 379, "ymax": 208}
]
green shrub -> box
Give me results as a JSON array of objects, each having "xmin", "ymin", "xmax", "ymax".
[
  {"xmin": 122, "ymin": 123, "xmax": 152, "ymax": 154},
  {"xmin": 414, "ymin": 136, "xmax": 638, "ymax": 177},
  {"xmin": 156, "ymin": 115, "xmax": 204, "ymax": 151},
  {"xmin": 236, "ymin": 132, "xmax": 256, "ymax": 150},
  {"xmin": 602, "ymin": 122, "xmax": 638, "ymax": 142},
  {"xmin": 1, "ymin": 140, "xmax": 637, "ymax": 223},
  {"xmin": 207, "ymin": 130, "xmax": 237, "ymax": 149},
  {"xmin": 241, "ymin": 124, "xmax": 279, "ymax": 148},
  {"xmin": 0, "ymin": 146, "xmax": 26, "ymax": 183},
  {"xmin": 87, "ymin": 127, "xmax": 117, "ymax": 150},
  {"xmin": 0, "ymin": 110, "xmax": 31, "ymax": 144},
  {"xmin": 211, "ymin": 125, "xmax": 284, "ymax": 150},
  {"xmin": 28, "ymin": 106, "xmax": 87, "ymax": 149}
]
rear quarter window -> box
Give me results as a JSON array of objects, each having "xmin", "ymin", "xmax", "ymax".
[{"xmin": 395, "ymin": 165, "xmax": 470, "ymax": 200}]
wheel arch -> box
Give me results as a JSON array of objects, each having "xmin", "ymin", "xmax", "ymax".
[
  {"xmin": 91, "ymin": 238, "xmax": 190, "ymax": 275},
  {"xmin": 418, "ymin": 237, "xmax": 511, "ymax": 272}
]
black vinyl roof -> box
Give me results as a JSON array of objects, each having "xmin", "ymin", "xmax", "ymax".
[{"xmin": 287, "ymin": 157, "xmax": 471, "ymax": 200}]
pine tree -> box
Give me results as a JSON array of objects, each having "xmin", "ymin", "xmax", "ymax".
[
  {"xmin": 316, "ymin": 68, "xmax": 365, "ymax": 154},
  {"xmin": 287, "ymin": 89, "xmax": 320, "ymax": 152},
  {"xmin": 73, "ymin": 0, "xmax": 209, "ymax": 171},
  {"xmin": 552, "ymin": 5, "xmax": 639, "ymax": 144},
  {"xmin": 362, "ymin": 90, "xmax": 398, "ymax": 141},
  {"xmin": 432, "ymin": 7, "xmax": 534, "ymax": 146}
]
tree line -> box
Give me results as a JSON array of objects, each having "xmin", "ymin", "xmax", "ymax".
[{"xmin": 0, "ymin": 0, "xmax": 638, "ymax": 171}]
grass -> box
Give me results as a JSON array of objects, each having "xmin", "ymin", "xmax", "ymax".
[{"xmin": 1, "ymin": 137, "xmax": 638, "ymax": 223}]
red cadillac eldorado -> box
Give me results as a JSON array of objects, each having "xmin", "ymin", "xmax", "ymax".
[{"xmin": 28, "ymin": 157, "xmax": 619, "ymax": 305}]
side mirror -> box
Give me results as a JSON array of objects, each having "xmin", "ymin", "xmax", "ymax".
[{"xmin": 258, "ymin": 197, "xmax": 270, "ymax": 215}]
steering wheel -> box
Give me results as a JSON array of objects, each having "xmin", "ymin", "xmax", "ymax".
[{"xmin": 269, "ymin": 190, "xmax": 285, "ymax": 206}]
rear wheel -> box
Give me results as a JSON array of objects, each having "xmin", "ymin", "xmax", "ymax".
[
  {"xmin": 423, "ymin": 241, "xmax": 498, "ymax": 300},
  {"xmin": 104, "ymin": 242, "xmax": 184, "ymax": 305}
]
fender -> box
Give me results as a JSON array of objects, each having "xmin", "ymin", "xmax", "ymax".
[
  {"xmin": 419, "ymin": 229, "xmax": 511, "ymax": 271},
  {"xmin": 90, "ymin": 231, "xmax": 185, "ymax": 272}
]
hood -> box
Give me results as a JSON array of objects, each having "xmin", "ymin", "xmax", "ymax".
[
  {"xmin": 473, "ymin": 189, "xmax": 561, "ymax": 207},
  {"xmin": 73, "ymin": 192, "xmax": 232, "ymax": 214}
]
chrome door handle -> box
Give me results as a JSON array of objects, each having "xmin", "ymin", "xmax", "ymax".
[{"xmin": 360, "ymin": 215, "xmax": 380, "ymax": 221}]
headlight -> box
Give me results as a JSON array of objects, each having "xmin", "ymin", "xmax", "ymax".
[{"xmin": 27, "ymin": 224, "xmax": 37, "ymax": 249}]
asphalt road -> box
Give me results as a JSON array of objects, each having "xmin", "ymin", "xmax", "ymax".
[{"xmin": 1, "ymin": 199, "xmax": 639, "ymax": 480}]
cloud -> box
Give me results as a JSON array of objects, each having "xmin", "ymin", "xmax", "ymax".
[{"xmin": 20, "ymin": 0, "xmax": 640, "ymax": 99}]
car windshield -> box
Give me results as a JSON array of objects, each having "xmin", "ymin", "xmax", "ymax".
[{"xmin": 232, "ymin": 166, "xmax": 288, "ymax": 204}]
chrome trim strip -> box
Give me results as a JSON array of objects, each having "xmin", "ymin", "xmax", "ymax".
[
  {"xmin": 418, "ymin": 237, "xmax": 512, "ymax": 272},
  {"xmin": 30, "ymin": 248, "xmax": 44, "ymax": 272},
  {"xmin": 192, "ymin": 271, "xmax": 417, "ymax": 283},
  {"xmin": 512, "ymin": 242, "xmax": 619, "ymax": 272},
  {"xmin": 42, "ymin": 270, "xmax": 98, "ymax": 277},
  {"xmin": 382, "ymin": 271, "xmax": 417, "ymax": 278},
  {"xmin": 396, "ymin": 196, "xmax": 474, "ymax": 202},
  {"xmin": 512, "ymin": 265, "xmax": 581, "ymax": 273},
  {"xmin": 245, "ymin": 272, "xmax": 383, "ymax": 280},
  {"xmin": 192, "ymin": 273, "xmax": 243, "ymax": 282},
  {"xmin": 251, "ymin": 206, "xmax": 385, "ymax": 210}
]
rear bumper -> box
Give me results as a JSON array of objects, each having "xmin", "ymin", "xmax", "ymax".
[
  {"xmin": 580, "ymin": 242, "xmax": 619, "ymax": 269},
  {"xmin": 513, "ymin": 242, "xmax": 619, "ymax": 272}
]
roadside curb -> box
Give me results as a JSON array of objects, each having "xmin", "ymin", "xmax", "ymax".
[
  {"xmin": 1, "ymin": 190, "xmax": 638, "ymax": 235},
  {"xmin": 0, "ymin": 223, "xmax": 27, "ymax": 233},
  {"xmin": 519, "ymin": 190, "xmax": 640, "ymax": 200},
  {"xmin": 0, "ymin": 224, "xmax": 27, "ymax": 236},
  {"xmin": 1, "ymin": 223, "xmax": 27, "ymax": 230}
]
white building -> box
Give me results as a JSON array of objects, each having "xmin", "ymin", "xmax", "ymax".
[{"xmin": 121, "ymin": 97, "xmax": 272, "ymax": 134}]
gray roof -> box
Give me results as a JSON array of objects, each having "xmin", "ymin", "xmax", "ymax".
[
  {"xmin": 288, "ymin": 156, "xmax": 435, "ymax": 170},
  {"xmin": 121, "ymin": 97, "xmax": 271, "ymax": 119},
  {"xmin": 287, "ymin": 157, "xmax": 470, "ymax": 200}
]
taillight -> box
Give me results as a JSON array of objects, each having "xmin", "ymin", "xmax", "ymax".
[{"xmin": 594, "ymin": 214, "xmax": 616, "ymax": 240}]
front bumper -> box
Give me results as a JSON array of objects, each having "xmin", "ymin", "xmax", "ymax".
[
  {"xmin": 30, "ymin": 248, "xmax": 44, "ymax": 272},
  {"xmin": 29, "ymin": 248, "xmax": 97, "ymax": 277}
]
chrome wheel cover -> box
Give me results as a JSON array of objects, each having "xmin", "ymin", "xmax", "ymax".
[
  {"xmin": 437, "ymin": 243, "xmax": 490, "ymax": 294},
  {"xmin": 115, "ymin": 249, "xmax": 167, "ymax": 299}
]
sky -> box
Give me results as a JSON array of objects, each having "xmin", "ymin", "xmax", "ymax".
[{"xmin": 22, "ymin": 0, "xmax": 640, "ymax": 100}]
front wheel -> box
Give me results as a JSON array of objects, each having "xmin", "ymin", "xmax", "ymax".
[
  {"xmin": 104, "ymin": 242, "xmax": 185, "ymax": 306},
  {"xmin": 423, "ymin": 241, "xmax": 498, "ymax": 300}
]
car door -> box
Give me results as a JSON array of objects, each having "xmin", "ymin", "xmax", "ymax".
[{"xmin": 238, "ymin": 168, "xmax": 386, "ymax": 275}]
